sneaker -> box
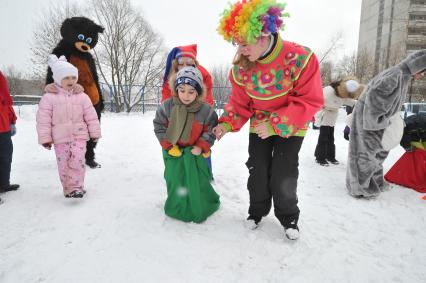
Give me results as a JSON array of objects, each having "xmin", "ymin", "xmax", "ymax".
[
  {"xmin": 65, "ymin": 190, "xmax": 84, "ymax": 198},
  {"xmin": 86, "ymin": 159, "xmax": 101, "ymax": 169},
  {"xmin": 0, "ymin": 184, "xmax": 20, "ymax": 193},
  {"xmin": 315, "ymin": 159, "xmax": 329, "ymax": 166},
  {"xmin": 326, "ymin": 158, "xmax": 339, "ymax": 165},
  {"xmin": 244, "ymin": 215, "xmax": 261, "ymax": 230}
]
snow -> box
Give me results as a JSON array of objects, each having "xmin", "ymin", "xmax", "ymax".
[{"xmin": 1, "ymin": 105, "xmax": 425, "ymax": 283}]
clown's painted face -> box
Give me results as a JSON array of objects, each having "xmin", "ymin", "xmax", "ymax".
[{"xmin": 236, "ymin": 36, "xmax": 271, "ymax": 62}]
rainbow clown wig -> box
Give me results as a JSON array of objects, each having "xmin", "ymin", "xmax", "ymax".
[{"xmin": 217, "ymin": 0, "xmax": 289, "ymax": 45}]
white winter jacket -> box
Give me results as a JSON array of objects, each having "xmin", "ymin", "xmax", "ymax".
[{"xmin": 314, "ymin": 86, "xmax": 356, "ymax": 127}]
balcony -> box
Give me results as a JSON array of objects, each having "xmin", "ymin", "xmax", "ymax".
[
  {"xmin": 407, "ymin": 34, "xmax": 426, "ymax": 45},
  {"xmin": 408, "ymin": 19, "xmax": 426, "ymax": 28},
  {"xmin": 409, "ymin": 4, "xmax": 426, "ymax": 13}
]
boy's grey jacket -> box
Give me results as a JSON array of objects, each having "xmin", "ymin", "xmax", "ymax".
[
  {"xmin": 153, "ymin": 98, "xmax": 218, "ymax": 150},
  {"xmin": 346, "ymin": 49, "xmax": 426, "ymax": 197}
]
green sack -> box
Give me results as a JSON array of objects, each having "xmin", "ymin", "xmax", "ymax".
[{"xmin": 163, "ymin": 147, "xmax": 220, "ymax": 223}]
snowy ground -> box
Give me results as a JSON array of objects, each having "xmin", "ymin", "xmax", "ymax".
[{"xmin": 1, "ymin": 106, "xmax": 425, "ymax": 283}]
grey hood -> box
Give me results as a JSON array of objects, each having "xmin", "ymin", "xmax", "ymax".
[{"xmin": 401, "ymin": 49, "xmax": 426, "ymax": 75}]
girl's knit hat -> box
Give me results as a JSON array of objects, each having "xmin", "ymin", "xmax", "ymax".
[
  {"xmin": 48, "ymin": 54, "xmax": 78, "ymax": 85},
  {"xmin": 217, "ymin": 0, "xmax": 289, "ymax": 44},
  {"xmin": 163, "ymin": 44, "xmax": 198, "ymax": 84},
  {"xmin": 175, "ymin": 67, "xmax": 203, "ymax": 96}
]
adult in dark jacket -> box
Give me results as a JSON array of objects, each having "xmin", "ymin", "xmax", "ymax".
[
  {"xmin": 45, "ymin": 17, "xmax": 104, "ymax": 169},
  {"xmin": 346, "ymin": 49, "xmax": 426, "ymax": 198},
  {"xmin": 0, "ymin": 71, "xmax": 20, "ymax": 203}
]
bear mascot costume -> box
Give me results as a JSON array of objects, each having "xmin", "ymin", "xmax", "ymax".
[{"xmin": 46, "ymin": 17, "xmax": 104, "ymax": 168}]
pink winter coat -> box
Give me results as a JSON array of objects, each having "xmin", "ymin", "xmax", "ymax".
[{"xmin": 36, "ymin": 87, "xmax": 101, "ymax": 145}]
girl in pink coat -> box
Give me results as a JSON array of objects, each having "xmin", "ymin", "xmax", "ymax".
[{"xmin": 36, "ymin": 55, "xmax": 101, "ymax": 198}]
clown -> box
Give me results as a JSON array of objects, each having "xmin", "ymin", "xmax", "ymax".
[{"xmin": 213, "ymin": 0, "xmax": 323, "ymax": 240}]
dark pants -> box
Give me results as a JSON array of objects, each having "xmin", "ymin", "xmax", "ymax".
[
  {"xmin": 246, "ymin": 133, "xmax": 303, "ymax": 227},
  {"xmin": 85, "ymin": 102, "xmax": 102, "ymax": 161},
  {"xmin": 0, "ymin": 131, "xmax": 13, "ymax": 187},
  {"xmin": 314, "ymin": 126, "xmax": 335, "ymax": 161}
]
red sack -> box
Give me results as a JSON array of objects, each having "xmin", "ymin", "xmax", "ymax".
[{"xmin": 385, "ymin": 148, "xmax": 426, "ymax": 193}]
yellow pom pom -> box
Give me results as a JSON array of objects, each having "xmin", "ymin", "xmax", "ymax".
[
  {"xmin": 202, "ymin": 151, "xmax": 211, "ymax": 158},
  {"xmin": 168, "ymin": 145, "xmax": 182, "ymax": 157}
]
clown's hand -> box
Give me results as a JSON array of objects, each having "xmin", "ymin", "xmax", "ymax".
[
  {"xmin": 168, "ymin": 145, "xmax": 182, "ymax": 157},
  {"xmin": 255, "ymin": 122, "xmax": 271, "ymax": 139},
  {"xmin": 213, "ymin": 124, "xmax": 227, "ymax": 141}
]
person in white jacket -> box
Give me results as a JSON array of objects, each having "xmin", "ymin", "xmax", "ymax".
[{"xmin": 314, "ymin": 77, "xmax": 364, "ymax": 166}]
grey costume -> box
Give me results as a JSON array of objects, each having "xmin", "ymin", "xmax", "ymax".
[{"xmin": 346, "ymin": 50, "xmax": 426, "ymax": 197}]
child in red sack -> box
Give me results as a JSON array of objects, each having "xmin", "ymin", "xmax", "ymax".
[{"xmin": 36, "ymin": 55, "xmax": 101, "ymax": 198}]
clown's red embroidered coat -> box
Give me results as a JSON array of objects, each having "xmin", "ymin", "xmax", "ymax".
[
  {"xmin": 219, "ymin": 37, "xmax": 324, "ymax": 138},
  {"xmin": 0, "ymin": 72, "xmax": 17, "ymax": 133}
]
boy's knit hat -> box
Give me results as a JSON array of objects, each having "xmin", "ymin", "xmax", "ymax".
[
  {"xmin": 48, "ymin": 54, "xmax": 78, "ymax": 85},
  {"xmin": 175, "ymin": 66, "xmax": 203, "ymax": 95}
]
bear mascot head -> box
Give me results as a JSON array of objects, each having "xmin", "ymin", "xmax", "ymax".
[{"xmin": 60, "ymin": 17, "xmax": 104, "ymax": 54}]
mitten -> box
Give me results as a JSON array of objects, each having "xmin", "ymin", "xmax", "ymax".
[
  {"xmin": 343, "ymin": 126, "xmax": 350, "ymax": 141},
  {"xmin": 168, "ymin": 145, "xmax": 182, "ymax": 157},
  {"xmin": 202, "ymin": 150, "xmax": 211, "ymax": 158},
  {"xmin": 42, "ymin": 142, "xmax": 52, "ymax": 150},
  {"xmin": 10, "ymin": 124, "xmax": 16, "ymax": 136}
]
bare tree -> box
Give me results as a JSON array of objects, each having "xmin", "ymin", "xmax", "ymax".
[
  {"xmin": 317, "ymin": 32, "xmax": 343, "ymax": 64},
  {"xmin": 2, "ymin": 65, "xmax": 24, "ymax": 96},
  {"xmin": 335, "ymin": 53, "xmax": 357, "ymax": 79},
  {"xmin": 354, "ymin": 48, "xmax": 375, "ymax": 83},
  {"xmin": 30, "ymin": 1, "xmax": 81, "ymax": 78},
  {"xmin": 90, "ymin": 0, "xmax": 166, "ymax": 112},
  {"xmin": 210, "ymin": 64, "xmax": 231, "ymax": 108},
  {"xmin": 319, "ymin": 61, "xmax": 334, "ymax": 86}
]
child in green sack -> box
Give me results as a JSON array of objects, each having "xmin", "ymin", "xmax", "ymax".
[{"xmin": 153, "ymin": 66, "xmax": 219, "ymax": 223}]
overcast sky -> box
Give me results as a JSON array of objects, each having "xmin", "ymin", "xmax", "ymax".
[{"xmin": 0, "ymin": 0, "xmax": 363, "ymax": 75}]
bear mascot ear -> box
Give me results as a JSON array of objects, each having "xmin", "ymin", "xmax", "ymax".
[
  {"xmin": 60, "ymin": 18, "xmax": 74, "ymax": 39},
  {"xmin": 95, "ymin": 24, "xmax": 104, "ymax": 34}
]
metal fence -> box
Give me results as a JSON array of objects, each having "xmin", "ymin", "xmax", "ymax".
[{"xmin": 12, "ymin": 84, "xmax": 231, "ymax": 113}]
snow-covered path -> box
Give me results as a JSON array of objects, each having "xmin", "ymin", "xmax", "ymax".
[{"xmin": 1, "ymin": 106, "xmax": 425, "ymax": 283}]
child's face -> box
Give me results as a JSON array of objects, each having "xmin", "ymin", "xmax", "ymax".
[
  {"xmin": 177, "ymin": 84, "xmax": 197, "ymax": 105},
  {"xmin": 61, "ymin": 76, "xmax": 78, "ymax": 91}
]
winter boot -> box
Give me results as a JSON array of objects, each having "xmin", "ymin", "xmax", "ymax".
[
  {"xmin": 283, "ymin": 214, "xmax": 300, "ymax": 240},
  {"xmin": 0, "ymin": 197, "xmax": 3, "ymax": 204},
  {"xmin": 326, "ymin": 158, "xmax": 339, "ymax": 165},
  {"xmin": 0, "ymin": 184, "xmax": 20, "ymax": 193},
  {"xmin": 315, "ymin": 159, "xmax": 329, "ymax": 166},
  {"xmin": 244, "ymin": 215, "xmax": 262, "ymax": 230},
  {"xmin": 86, "ymin": 159, "xmax": 101, "ymax": 169},
  {"xmin": 65, "ymin": 190, "xmax": 84, "ymax": 198}
]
